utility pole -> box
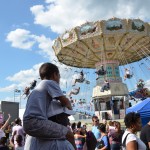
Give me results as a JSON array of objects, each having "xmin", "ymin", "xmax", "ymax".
[{"xmin": 14, "ymin": 89, "xmax": 21, "ymax": 108}]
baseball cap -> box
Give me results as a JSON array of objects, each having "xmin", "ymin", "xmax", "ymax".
[{"xmin": 47, "ymin": 100, "xmax": 76, "ymax": 118}]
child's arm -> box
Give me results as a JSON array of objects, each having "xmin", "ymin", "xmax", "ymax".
[
  {"xmin": 1, "ymin": 114, "xmax": 11, "ymax": 130},
  {"xmin": 57, "ymin": 96, "xmax": 72, "ymax": 110},
  {"xmin": 10, "ymin": 130, "xmax": 16, "ymax": 147}
]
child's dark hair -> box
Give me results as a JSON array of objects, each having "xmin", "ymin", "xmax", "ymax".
[
  {"xmin": 39, "ymin": 63, "xmax": 59, "ymax": 80},
  {"xmin": 97, "ymin": 123, "xmax": 106, "ymax": 133},
  {"xmin": 77, "ymin": 121, "xmax": 81, "ymax": 128},
  {"xmin": 124, "ymin": 112, "xmax": 140, "ymax": 128},
  {"xmin": 15, "ymin": 118, "xmax": 21, "ymax": 124},
  {"xmin": 71, "ymin": 122, "xmax": 76, "ymax": 131},
  {"xmin": 16, "ymin": 135, "xmax": 23, "ymax": 147}
]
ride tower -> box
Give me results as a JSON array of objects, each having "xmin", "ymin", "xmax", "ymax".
[{"xmin": 93, "ymin": 60, "xmax": 128, "ymax": 120}]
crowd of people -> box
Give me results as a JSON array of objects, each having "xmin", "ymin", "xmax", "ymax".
[
  {"xmin": 1, "ymin": 112, "xmax": 149, "ymax": 150},
  {"xmin": 0, "ymin": 115, "xmax": 26, "ymax": 150},
  {"xmin": 0, "ymin": 62, "xmax": 149, "ymax": 150},
  {"xmin": 70, "ymin": 113, "xmax": 150, "ymax": 150}
]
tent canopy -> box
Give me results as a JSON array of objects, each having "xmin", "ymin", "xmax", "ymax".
[{"xmin": 126, "ymin": 97, "xmax": 150, "ymax": 118}]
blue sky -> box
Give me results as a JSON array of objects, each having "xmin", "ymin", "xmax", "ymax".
[{"xmin": 0, "ymin": 0, "xmax": 150, "ymax": 108}]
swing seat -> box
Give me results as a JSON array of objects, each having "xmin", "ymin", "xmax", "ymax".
[
  {"xmin": 137, "ymin": 83, "xmax": 144, "ymax": 89},
  {"xmin": 97, "ymin": 70, "xmax": 106, "ymax": 76},
  {"xmin": 72, "ymin": 90, "xmax": 80, "ymax": 95},
  {"xmin": 76, "ymin": 78, "xmax": 85, "ymax": 83},
  {"xmin": 100, "ymin": 85, "xmax": 110, "ymax": 92},
  {"xmin": 127, "ymin": 74, "xmax": 133, "ymax": 79},
  {"xmin": 85, "ymin": 80, "xmax": 90, "ymax": 84}
]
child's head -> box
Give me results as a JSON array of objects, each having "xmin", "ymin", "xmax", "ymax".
[
  {"xmin": 0, "ymin": 137, "xmax": 7, "ymax": 146},
  {"xmin": 97, "ymin": 123, "xmax": 106, "ymax": 133},
  {"xmin": 77, "ymin": 121, "xmax": 81, "ymax": 128},
  {"xmin": 16, "ymin": 135, "xmax": 23, "ymax": 146},
  {"xmin": 15, "ymin": 118, "xmax": 22, "ymax": 125},
  {"xmin": 39, "ymin": 63, "xmax": 60, "ymax": 83},
  {"xmin": 71, "ymin": 122, "xmax": 76, "ymax": 130}
]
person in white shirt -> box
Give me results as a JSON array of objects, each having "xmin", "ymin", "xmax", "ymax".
[
  {"xmin": 11, "ymin": 134, "xmax": 24, "ymax": 150},
  {"xmin": 124, "ymin": 68, "xmax": 132, "ymax": 80},
  {"xmin": 122, "ymin": 112, "xmax": 146, "ymax": 150},
  {"xmin": 11, "ymin": 118, "xmax": 26, "ymax": 147}
]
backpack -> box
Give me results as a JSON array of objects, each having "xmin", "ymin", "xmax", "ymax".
[
  {"xmin": 97, "ymin": 135, "xmax": 110, "ymax": 150},
  {"xmin": 121, "ymin": 133, "xmax": 138, "ymax": 150}
]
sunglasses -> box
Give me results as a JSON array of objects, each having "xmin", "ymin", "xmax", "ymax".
[{"xmin": 94, "ymin": 119, "xmax": 99, "ymax": 122}]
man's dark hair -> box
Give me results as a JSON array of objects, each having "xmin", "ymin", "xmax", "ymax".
[
  {"xmin": 39, "ymin": 63, "xmax": 59, "ymax": 80},
  {"xmin": 92, "ymin": 116, "xmax": 98, "ymax": 121},
  {"xmin": 124, "ymin": 112, "xmax": 140, "ymax": 128}
]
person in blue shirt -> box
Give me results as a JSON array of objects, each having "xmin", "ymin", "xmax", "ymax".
[
  {"xmin": 92, "ymin": 116, "xmax": 101, "ymax": 141},
  {"xmin": 97, "ymin": 123, "xmax": 110, "ymax": 150},
  {"xmin": 101, "ymin": 80, "xmax": 110, "ymax": 92}
]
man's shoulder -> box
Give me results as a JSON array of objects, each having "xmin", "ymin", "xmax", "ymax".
[{"xmin": 92, "ymin": 125, "xmax": 98, "ymax": 130}]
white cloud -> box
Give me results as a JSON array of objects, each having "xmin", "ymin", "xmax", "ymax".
[
  {"xmin": 0, "ymin": 84, "xmax": 18, "ymax": 92},
  {"xmin": 6, "ymin": 29, "xmax": 36, "ymax": 50},
  {"xmin": 5, "ymin": 63, "xmax": 42, "ymax": 91},
  {"xmin": 30, "ymin": 0, "xmax": 150, "ymax": 34},
  {"xmin": 0, "ymin": 96, "xmax": 14, "ymax": 102},
  {"xmin": 145, "ymin": 79, "xmax": 150, "ymax": 89},
  {"xmin": 34, "ymin": 35, "xmax": 56, "ymax": 60},
  {"xmin": 5, "ymin": 27, "xmax": 75, "ymax": 93},
  {"xmin": 6, "ymin": 28, "xmax": 57, "ymax": 61}
]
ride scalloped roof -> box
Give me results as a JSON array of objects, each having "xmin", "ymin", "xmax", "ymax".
[{"xmin": 52, "ymin": 17, "xmax": 150, "ymax": 68}]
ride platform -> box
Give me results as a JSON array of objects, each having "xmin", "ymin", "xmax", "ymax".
[{"xmin": 92, "ymin": 82, "xmax": 128, "ymax": 98}]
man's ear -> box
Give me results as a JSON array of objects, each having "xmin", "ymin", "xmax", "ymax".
[
  {"xmin": 53, "ymin": 72, "xmax": 58, "ymax": 81},
  {"xmin": 51, "ymin": 72, "xmax": 56, "ymax": 78}
]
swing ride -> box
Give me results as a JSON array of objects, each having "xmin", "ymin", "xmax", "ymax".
[{"xmin": 52, "ymin": 17, "xmax": 150, "ymax": 120}]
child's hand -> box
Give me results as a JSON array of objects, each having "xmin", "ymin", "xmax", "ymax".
[
  {"xmin": 67, "ymin": 105, "xmax": 72, "ymax": 110},
  {"xmin": 8, "ymin": 114, "xmax": 11, "ymax": 118}
]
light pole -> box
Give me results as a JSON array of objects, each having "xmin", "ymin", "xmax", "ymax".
[{"xmin": 14, "ymin": 89, "xmax": 21, "ymax": 108}]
